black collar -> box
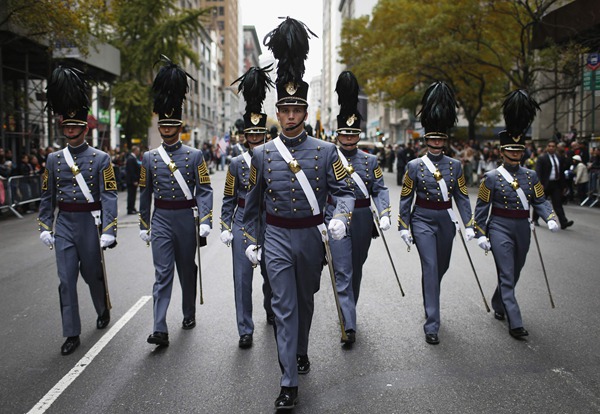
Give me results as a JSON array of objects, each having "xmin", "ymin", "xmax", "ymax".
[
  {"xmin": 67, "ymin": 142, "xmax": 89, "ymax": 155},
  {"xmin": 280, "ymin": 131, "xmax": 307, "ymax": 147},
  {"xmin": 162, "ymin": 140, "xmax": 182, "ymax": 152}
]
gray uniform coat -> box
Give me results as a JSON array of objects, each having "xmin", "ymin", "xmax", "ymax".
[
  {"xmin": 38, "ymin": 143, "xmax": 118, "ymax": 337},
  {"xmin": 399, "ymin": 152, "xmax": 473, "ymax": 335},
  {"xmin": 243, "ymin": 132, "xmax": 355, "ymax": 387},
  {"xmin": 139, "ymin": 141, "xmax": 213, "ymax": 334},
  {"xmin": 324, "ymin": 147, "xmax": 391, "ymax": 332},
  {"xmin": 474, "ymin": 163, "xmax": 555, "ymax": 329}
]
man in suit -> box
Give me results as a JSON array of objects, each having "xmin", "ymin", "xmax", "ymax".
[
  {"xmin": 534, "ymin": 139, "xmax": 573, "ymax": 229},
  {"xmin": 125, "ymin": 145, "xmax": 141, "ymax": 214}
]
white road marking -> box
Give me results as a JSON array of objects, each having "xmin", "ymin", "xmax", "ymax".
[{"xmin": 27, "ymin": 295, "xmax": 152, "ymax": 414}]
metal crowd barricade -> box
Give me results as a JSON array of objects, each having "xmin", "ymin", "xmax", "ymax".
[
  {"xmin": 0, "ymin": 174, "xmax": 42, "ymax": 219},
  {"xmin": 580, "ymin": 171, "xmax": 599, "ymax": 207}
]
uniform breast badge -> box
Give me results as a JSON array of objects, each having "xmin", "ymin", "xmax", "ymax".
[
  {"xmin": 433, "ymin": 169, "xmax": 443, "ymax": 181},
  {"xmin": 288, "ymin": 159, "xmax": 301, "ymax": 174},
  {"xmin": 345, "ymin": 164, "xmax": 355, "ymax": 175},
  {"xmin": 510, "ymin": 180, "xmax": 520, "ymax": 190},
  {"xmin": 168, "ymin": 161, "xmax": 178, "ymax": 173},
  {"xmin": 71, "ymin": 164, "xmax": 80, "ymax": 176}
]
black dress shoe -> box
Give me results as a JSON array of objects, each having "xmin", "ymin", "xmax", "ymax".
[
  {"xmin": 494, "ymin": 311, "xmax": 505, "ymax": 321},
  {"xmin": 61, "ymin": 336, "xmax": 80, "ymax": 355},
  {"xmin": 182, "ymin": 318, "xmax": 196, "ymax": 330},
  {"xmin": 266, "ymin": 313, "xmax": 275, "ymax": 325},
  {"xmin": 147, "ymin": 332, "xmax": 169, "ymax": 346},
  {"xmin": 127, "ymin": 210, "xmax": 138, "ymax": 215},
  {"xmin": 509, "ymin": 327, "xmax": 529, "ymax": 338},
  {"xmin": 274, "ymin": 386, "xmax": 298, "ymax": 411},
  {"xmin": 425, "ymin": 333, "xmax": 440, "ymax": 345},
  {"xmin": 239, "ymin": 334, "xmax": 253, "ymax": 349},
  {"xmin": 297, "ymin": 354, "xmax": 310, "ymax": 374},
  {"xmin": 96, "ymin": 309, "xmax": 110, "ymax": 329},
  {"xmin": 561, "ymin": 220, "xmax": 574, "ymax": 230},
  {"xmin": 341, "ymin": 329, "xmax": 356, "ymax": 345}
]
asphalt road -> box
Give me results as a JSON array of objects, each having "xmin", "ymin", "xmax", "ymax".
[{"xmin": 1, "ymin": 167, "xmax": 599, "ymax": 414}]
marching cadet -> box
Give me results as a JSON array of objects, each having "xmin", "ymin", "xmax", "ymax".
[
  {"xmin": 38, "ymin": 66, "xmax": 118, "ymax": 355},
  {"xmin": 398, "ymin": 82, "xmax": 475, "ymax": 345},
  {"xmin": 220, "ymin": 65, "xmax": 275, "ymax": 349},
  {"xmin": 325, "ymin": 71, "xmax": 391, "ymax": 346},
  {"xmin": 139, "ymin": 56, "xmax": 213, "ymax": 347},
  {"xmin": 474, "ymin": 90, "xmax": 558, "ymax": 339},
  {"xmin": 243, "ymin": 17, "xmax": 355, "ymax": 411}
]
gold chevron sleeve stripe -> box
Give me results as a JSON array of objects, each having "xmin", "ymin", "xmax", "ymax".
[
  {"xmin": 41, "ymin": 168, "xmax": 49, "ymax": 191},
  {"xmin": 224, "ymin": 170, "xmax": 235, "ymax": 196},
  {"xmin": 249, "ymin": 164, "xmax": 257, "ymax": 187},
  {"xmin": 103, "ymin": 167, "xmax": 117, "ymax": 191},
  {"xmin": 197, "ymin": 161, "xmax": 211, "ymax": 185},
  {"xmin": 458, "ymin": 172, "xmax": 468, "ymax": 196},
  {"xmin": 139, "ymin": 216, "xmax": 149, "ymax": 229},
  {"xmin": 200, "ymin": 211, "xmax": 213, "ymax": 223},
  {"xmin": 374, "ymin": 166, "xmax": 383, "ymax": 179},
  {"xmin": 401, "ymin": 172, "xmax": 414, "ymax": 197},
  {"xmin": 398, "ymin": 215, "xmax": 408, "ymax": 229},
  {"xmin": 103, "ymin": 219, "xmax": 117, "ymax": 232},
  {"xmin": 534, "ymin": 182, "xmax": 545, "ymax": 198},
  {"xmin": 243, "ymin": 231, "xmax": 257, "ymax": 243},
  {"xmin": 37, "ymin": 218, "xmax": 52, "ymax": 231},
  {"xmin": 139, "ymin": 165, "xmax": 147, "ymax": 188},
  {"xmin": 332, "ymin": 157, "xmax": 347, "ymax": 181},
  {"xmin": 477, "ymin": 178, "xmax": 491, "ymax": 203}
]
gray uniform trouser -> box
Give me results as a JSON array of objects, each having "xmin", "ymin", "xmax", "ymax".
[
  {"xmin": 264, "ymin": 225, "xmax": 322, "ymax": 388},
  {"xmin": 232, "ymin": 219, "xmax": 254, "ymax": 336},
  {"xmin": 488, "ymin": 216, "xmax": 531, "ymax": 330},
  {"xmin": 54, "ymin": 211, "xmax": 107, "ymax": 337},
  {"xmin": 412, "ymin": 207, "xmax": 456, "ymax": 334},
  {"xmin": 328, "ymin": 207, "xmax": 372, "ymax": 331},
  {"xmin": 151, "ymin": 208, "xmax": 197, "ymax": 333}
]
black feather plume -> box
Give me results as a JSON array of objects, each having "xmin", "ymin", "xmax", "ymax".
[
  {"xmin": 335, "ymin": 71, "xmax": 362, "ymax": 121},
  {"xmin": 46, "ymin": 66, "xmax": 91, "ymax": 114},
  {"xmin": 418, "ymin": 81, "xmax": 457, "ymax": 134},
  {"xmin": 152, "ymin": 55, "xmax": 195, "ymax": 115},
  {"xmin": 263, "ymin": 17, "xmax": 317, "ymax": 85},
  {"xmin": 231, "ymin": 64, "xmax": 274, "ymax": 114},
  {"xmin": 502, "ymin": 90, "xmax": 540, "ymax": 138}
]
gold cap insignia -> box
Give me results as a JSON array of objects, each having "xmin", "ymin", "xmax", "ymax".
[
  {"xmin": 67, "ymin": 110, "xmax": 76, "ymax": 118},
  {"xmin": 512, "ymin": 135, "xmax": 521, "ymax": 143},
  {"xmin": 433, "ymin": 169, "xmax": 443, "ymax": 182},
  {"xmin": 346, "ymin": 114, "xmax": 357, "ymax": 127},
  {"xmin": 288, "ymin": 159, "xmax": 301, "ymax": 174},
  {"xmin": 285, "ymin": 82, "xmax": 298, "ymax": 95},
  {"xmin": 251, "ymin": 113, "xmax": 261, "ymax": 125}
]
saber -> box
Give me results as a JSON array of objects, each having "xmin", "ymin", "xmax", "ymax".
[
  {"xmin": 193, "ymin": 207, "xmax": 204, "ymax": 305},
  {"xmin": 97, "ymin": 229, "xmax": 112, "ymax": 310},
  {"xmin": 372, "ymin": 210, "xmax": 405, "ymax": 296},
  {"xmin": 457, "ymin": 228, "xmax": 490, "ymax": 312},
  {"xmin": 323, "ymin": 232, "xmax": 348, "ymax": 342},
  {"xmin": 531, "ymin": 226, "xmax": 555, "ymax": 308}
]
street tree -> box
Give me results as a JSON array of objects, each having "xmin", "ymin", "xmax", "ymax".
[
  {"xmin": 109, "ymin": 0, "xmax": 211, "ymax": 145},
  {"xmin": 0, "ymin": 0, "xmax": 111, "ymax": 53},
  {"xmin": 339, "ymin": 0, "xmax": 587, "ymax": 140}
]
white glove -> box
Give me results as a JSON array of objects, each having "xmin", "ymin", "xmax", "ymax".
[
  {"xmin": 399, "ymin": 229, "xmax": 413, "ymax": 246},
  {"xmin": 139, "ymin": 230, "xmax": 151, "ymax": 243},
  {"xmin": 220, "ymin": 230, "xmax": 234, "ymax": 244},
  {"xmin": 245, "ymin": 244, "xmax": 261, "ymax": 265},
  {"xmin": 328, "ymin": 218, "xmax": 346, "ymax": 240},
  {"xmin": 199, "ymin": 224, "xmax": 211, "ymax": 238},
  {"xmin": 100, "ymin": 234, "xmax": 116, "ymax": 248},
  {"xmin": 40, "ymin": 231, "xmax": 55, "ymax": 247},
  {"xmin": 547, "ymin": 220, "xmax": 559, "ymax": 233},
  {"xmin": 379, "ymin": 216, "xmax": 391, "ymax": 231},
  {"xmin": 477, "ymin": 236, "xmax": 491, "ymax": 251},
  {"xmin": 465, "ymin": 227, "xmax": 475, "ymax": 242}
]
